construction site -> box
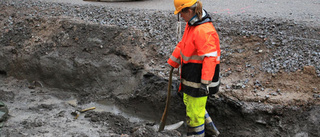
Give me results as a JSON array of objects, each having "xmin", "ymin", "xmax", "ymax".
[{"xmin": 0, "ymin": 0, "xmax": 319, "ymax": 136}]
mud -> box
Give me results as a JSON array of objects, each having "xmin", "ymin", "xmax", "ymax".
[{"xmin": 0, "ymin": 0, "xmax": 320, "ymax": 137}]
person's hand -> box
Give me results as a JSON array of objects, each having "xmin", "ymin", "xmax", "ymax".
[{"xmin": 200, "ymin": 84, "xmax": 209, "ymax": 94}]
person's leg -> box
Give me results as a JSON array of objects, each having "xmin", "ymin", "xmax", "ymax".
[
  {"xmin": 205, "ymin": 110, "xmax": 220, "ymax": 136},
  {"xmin": 183, "ymin": 93, "xmax": 207, "ymax": 137}
]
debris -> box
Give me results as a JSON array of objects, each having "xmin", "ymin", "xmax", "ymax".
[
  {"xmin": 71, "ymin": 107, "xmax": 96, "ymax": 119},
  {"xmin": 255, "ymin": 119, "xmax": 267, "ymax": 125},
  {"xmin": 67, "ymin": 99, "xmax": 78, "ymax": 107},
  {"xmin": 28, "ymin": 81, "xmax": 44, "ymax": 89},
  {"xmin": 270, "ymin": 92, "xmax": 278, "ymax": 96},
  {"xmin": 0, "ymin": 101, "xmax": 8, "ymax": 122},
  {"xmin": 265, "ymin": 95, "xmax": 270, "ymax": 99}
]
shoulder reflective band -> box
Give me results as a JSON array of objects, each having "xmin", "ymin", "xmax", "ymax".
[
  {"xmin": 202, "ymin": 51, "xmax": 217, "ymax": 57},
  {"xmin": 181, "ymin": 51, "xmax": 220, "ymax": 62},
  {"xmin": 203, "ymin": 51, "xmax": 220, "ymax": 62}
]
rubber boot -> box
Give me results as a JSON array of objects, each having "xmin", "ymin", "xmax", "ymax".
[{"xmin": 205, "ymin": 111, "xmax": 220, "ymax": 136}]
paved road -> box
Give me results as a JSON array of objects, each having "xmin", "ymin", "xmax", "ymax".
[{"xmin": 38, "ymin": 0, "xmax": 319, "ymax": 26}]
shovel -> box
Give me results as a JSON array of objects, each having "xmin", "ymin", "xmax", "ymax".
[
  {"xmin": 158, "ymin": 15, "xmax": 183, "ymax": 132},
  {"xmin": 159, "ymin": 67, "xmax": 182, "ymax": 132},
  {"xmin": 177, "ymin": 15, "xmax": 182, "ymax": 41},
  {"xmin": 71, "ymin": 107, "xmax": 96, "ymax": 119}
]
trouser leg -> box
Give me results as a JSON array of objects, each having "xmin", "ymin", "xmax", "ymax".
[
  {"xmin": 183, "ymin": 93, "xmax": 207, "ymax": 137},
  {"xmin": 205, "ymin": 110, "xmax": 220, "ymax": 136}
]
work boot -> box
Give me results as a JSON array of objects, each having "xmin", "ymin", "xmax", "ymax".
[
  {"xmin": 205, "ymin": 125, "xmax": 220, "ymax": 137},
  {"xmin": 205, "ymin": 111, "xmax": 220, "ymax": 136},
  {"xmin": 205, "ymin": 118, "xmax": 220, "ymax": 136}
]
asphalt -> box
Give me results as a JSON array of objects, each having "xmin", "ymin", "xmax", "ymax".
[{"xmin": 37, "ymin": 0, "xmax": 320, "ymax": 27}]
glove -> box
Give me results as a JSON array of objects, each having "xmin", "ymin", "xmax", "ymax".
[{"xmin": 200, "ymin": 84, "xmax": 209, "ymax": 95}]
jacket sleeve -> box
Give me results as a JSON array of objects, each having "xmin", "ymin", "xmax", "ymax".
[
  {"xmin": 167, "ymin": 42, "xmax": 181, "ymax": 68},
  {"xmin": 195, "ymin": 28, "xmax": 220, "ymax": 85},
  {"xmin": 201, "ymin": 57, "xmax": 218, "ymax": 84}
]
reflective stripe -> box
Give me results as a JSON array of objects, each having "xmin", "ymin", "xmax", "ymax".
[
  {"xmin": 208, "ymin": 80, "xmax": 220, "ymax": 88},
  {"xmin": 181, "ymin": 51, "xmax": 204, "ymax": 61},
  {"xmin": 204, "ymin": 111, "xmax": 220, "ymax": 136},
  {"xmin": 182, "ymin": 78, "xmax": 201, "ymax": 88},
  {"xmin": 203, "ymin": 51, "xmax": 221, "ymax": 62},
  {"xmin": 187, "ymin": 130, "xmax": 205, "ymax": 137},
  {"xmin": 170, "ymin": 55, "xmax": 181, "ymax": 64},
  {"xmin": 189, "ymin": 15, "xmax": 198, "ymax": 26},
  {"xmin": 183, "ymin": 79, "xmax": 219, "ymax": 88},
  {"xmin": 205, "ymin": 111, "xmax": 213, "ymax": 124},
  {"xmin": 187, "ymin": 124, "xmax": 205, "ymax": 136},
  {"xmin": 201, "ymin": 79, "xmax": 211, "ymax": 85},
  {"xmin": 202, "ymin": 51, "xmax": 217, "ymax": 57},
  {"xmin": 205, "ymin": 117, "xmax": 213, "ymax": 124},
  {"xmin": 205, "ymin": 111, "xmax": 210, "ymax": 118},
  {"xmin": 181, "ymin": 51, "xmax": 220, "ymax": 62}
]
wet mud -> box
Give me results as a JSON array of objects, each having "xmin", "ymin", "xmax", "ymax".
[{"xmin": 0, "ymin": 0, "xmax": 320, "ymax": 137}]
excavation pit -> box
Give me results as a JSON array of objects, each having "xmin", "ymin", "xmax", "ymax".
[{"xmin": 0, "ymin": 1, "xmax": 320, "ymax": 137}]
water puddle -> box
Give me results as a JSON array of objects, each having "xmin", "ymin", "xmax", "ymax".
[
  {"xmin": 67, "ymin": 99, "xmax": 184, "ymax": 131},
  {"xmin": 79, "ymin": 100, "xmax": 151, "ymax": 123}
]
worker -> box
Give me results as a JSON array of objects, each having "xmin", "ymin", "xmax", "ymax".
[{"xmin": 167, "ymin": 0, "xmax": 221, "ymax": 136}]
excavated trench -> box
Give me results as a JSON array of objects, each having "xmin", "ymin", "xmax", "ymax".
[
  {"xmin": 0, "ymin": 17, "xmax": 186, "ymax": 136},
  {"xmin": 1, "ymin": 4, "xmax": 320, "ymax": 137}
]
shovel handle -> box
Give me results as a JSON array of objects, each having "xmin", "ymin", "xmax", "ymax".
[
  {"xmin": 80, "ymin": 107, "xmax": 96, "ymax": 113},
  {"xmin": 158, "ymin": 67, "xmax": 174, "ymax": 132}
]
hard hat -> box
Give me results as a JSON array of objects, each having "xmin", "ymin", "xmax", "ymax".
[{"xmin": 174, "ymin": 0, "xmax": 197, "ymax": 15}]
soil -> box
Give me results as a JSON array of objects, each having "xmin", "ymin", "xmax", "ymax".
[{"xmin": 0, "ymin": 0, "xmax": 319, "ymax": 137}]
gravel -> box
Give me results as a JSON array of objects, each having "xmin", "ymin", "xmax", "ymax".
[{"xmin": 1, "ymin": 0, "xmax": 319, "ymax": 76}]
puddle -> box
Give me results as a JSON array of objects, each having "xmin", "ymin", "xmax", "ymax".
[{"xmin": 79, "ymin": 100, "xmax": 151, "ymax": 123}]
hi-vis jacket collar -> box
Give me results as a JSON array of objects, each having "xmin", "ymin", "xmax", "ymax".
[{"xmin": 188, "ymin": 9, "xmax": 212, "ymax": 26}]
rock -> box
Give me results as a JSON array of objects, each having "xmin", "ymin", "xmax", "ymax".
[
  {"xmin": 232, "ymin": 83, "xmax": 243, "ymax": 89},
  {"xmin": 67, "ymin": 99, "xmax": 78, "ymax": 107},
  {"xmin": 226, "ymin": 85, "xmax": 231, "ymax": 89},
  {"xmin": 270, "ymin": 92, "xmax": 278, "ymax": 96},
  {"xmin": 0, "ymin": 101, "xmax": 8, "ymax": 122},
  {"xmin": 265, "ymin": 95, "xmax": 270, "ymax": 99},
  {"xmin": 255, "ymin": 119, "xmax": 267, "ymax": 125},
  {"xmin": 91, "ymin": 115, "xmax": 99, "ymax": 122}
]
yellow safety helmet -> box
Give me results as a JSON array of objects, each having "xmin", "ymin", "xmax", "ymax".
[{"xmin": 174, "ymin": 0, "xmax": 197, "ymax": 15}]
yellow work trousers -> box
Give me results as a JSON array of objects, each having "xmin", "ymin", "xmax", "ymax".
[{"xmin": 183, "ymin": 93, "xmax": 207, "ymax": 137}]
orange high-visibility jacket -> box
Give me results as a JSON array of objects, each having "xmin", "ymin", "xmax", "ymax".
[{"xmin": 167, "ymin": 16, "xmax": 220, "ymax": 97}]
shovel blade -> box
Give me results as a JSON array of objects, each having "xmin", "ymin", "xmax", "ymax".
[
  {"xmin": 164, "ymin": 121, "xmax": 184, "ymax": 130},
  {"xmin": 155, "ymin": 121, "xmax": 184, "ymax": 132}
]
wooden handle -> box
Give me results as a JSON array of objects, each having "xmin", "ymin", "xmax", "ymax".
[
  {"xmin": 158, "ymin": 67, "xmax": 174, "ymax": 132},
  {"xmin": 80, "ymin": 107, "xmax": 96, "ymax": 113}
]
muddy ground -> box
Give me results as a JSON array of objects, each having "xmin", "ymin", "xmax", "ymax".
[{"xmin": 0, "ymin": 0, "xmax": 320, "ymax": 137}]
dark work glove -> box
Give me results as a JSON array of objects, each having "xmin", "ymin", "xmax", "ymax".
[{"xmin": 200, "ymin": 84, "xmax": 209, "ymax": 95}]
